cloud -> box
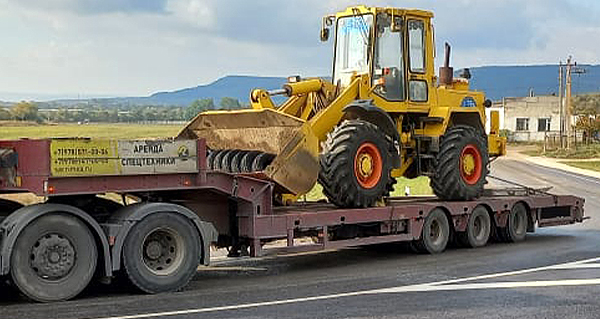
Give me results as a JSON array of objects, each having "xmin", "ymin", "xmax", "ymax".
[
  {"xmin": 0, "ymin": 0, "xmax": 599, "ymax": 97},
  {"xmin": 4, "ymin": 0, "xmax": 167, "ymax": 14}
]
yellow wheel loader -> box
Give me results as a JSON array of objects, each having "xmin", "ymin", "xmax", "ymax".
[{"xmin": 177, "ymin": 5, "xmax": 506, "ymax": 208}]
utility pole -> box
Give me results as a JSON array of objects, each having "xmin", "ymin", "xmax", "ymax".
[
  {"xmin": 566, "ymin": 56, "xmax": 573, "ymax": 150},
  {"xmin": 559, "ymin": 61, "xmax": 564, "ymax": 148}
]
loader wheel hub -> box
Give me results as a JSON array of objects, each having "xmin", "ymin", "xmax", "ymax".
[
  {"xmin": 460, "ymin": 144, "xmax": 482, "ymax": 185},
  {"xmin": 354, "ymin": 143, "xmax": 383, "ymax": 189}
]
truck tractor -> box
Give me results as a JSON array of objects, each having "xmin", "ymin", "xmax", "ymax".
[{"xmin": 177, "ymin": 5, "xmax": 506, "ymax": 208}]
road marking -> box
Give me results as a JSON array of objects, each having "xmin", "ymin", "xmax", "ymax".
[{"xmin": 93, "ymin": 256, "xmax": 600, "ymax": 319}]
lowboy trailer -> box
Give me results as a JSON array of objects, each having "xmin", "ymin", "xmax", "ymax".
[{"xmin": 0, "ymin": 138, "xmax": 585, "ymax": 302}]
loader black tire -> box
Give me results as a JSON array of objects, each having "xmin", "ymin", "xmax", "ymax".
[
  {"xmin": 240, "ymin": 151, "xmax": 261, "ymax": 173},
  {"xmin": 206, "ymin": 150, "xmax": 219, "ymax": 170},
  {"xmin": 230, "ymin": 151, "xmax": 246, "ymax": 173},
  {"xmin": 457, "ymin": 205, "xmax": 491, "ymax": 248},
  {"xmin": 10, "ymin": 213, "xmax": 97, "ymax": 302},
  {"xmin": 431, "ymin": 125, "xmax": 489, "ymax": 201},
  {"xmin": 252, "ymin": 153, "xmax": 275, "ymax": 172},
  {"xmin": 212, "ymin": 150, "xmax": 227, "ymax": 171},
  {"xmin": 413, "ymin": 208, "xmax": 450, "ymax": 254},
  {"xmin": 222, "ymin": 150, "xmax": 241, "ymax": 173},
  {"xmin": 319, "ymin": 120, "xmax": 396, "ymax": 208},
  {"xmin": 122, "ymin": 212, "xmax": 200, "ymax": 294}
]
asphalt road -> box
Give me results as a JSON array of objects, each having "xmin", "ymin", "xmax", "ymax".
[{"xmin": 2, "ymin": 157, "xmax": 600, "ymax": 319}]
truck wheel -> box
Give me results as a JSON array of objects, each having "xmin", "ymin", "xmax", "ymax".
[
  {"xmin": 500, "ymin": 203, "xmax": 528, "ymax": 243},
  {"xmin": 122, "ymin": 212, "xmax": 200, "ymax": 294},
  {"xmin": 431, "ymin": 125, "xmax": 489, "ymax": 201},
  {"xmin": 10, "ymin": 213, "xmax": 97, "ymax": 302},
  {"xmin": 319, "ymin": 120, "xmax": 396, "ymax": 208},
  {"xmin": 413, "ymin": 209, "xmax": 450, "ymax": 254},
  {"xmin": 458, "ymin": 206, "xmax": 491, "ymax": 248}
]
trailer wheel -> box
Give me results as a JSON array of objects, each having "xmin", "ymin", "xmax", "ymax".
[
  {"xmin": 458, "ymin": 206, "xmax": 491, "ymax": 248},
  {"xmin": 319, "ymin": 120, "xmax": 395, "ymax": 208},
  {"xmin": 10, "ymin": 213, "xmax": 97, "ymax": 302},
  {"xmin": 413, "ymin": 209, "xmax": 450, "ymax": 254},
  {"xmin": 122, "ymin": 212, "xmax": 200, "ymax": 294},
  {"xmin": 431, "ymin": 125, "xmax": 489, "ymax": 201},
  {"xmin": 500, "ymin": 203, "xmax": 528, "ymax": 243}
]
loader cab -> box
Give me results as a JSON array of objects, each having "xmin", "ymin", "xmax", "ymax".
[{"xmin": 327, "ymin": 6, "xmax": 435, "ymax": 109}]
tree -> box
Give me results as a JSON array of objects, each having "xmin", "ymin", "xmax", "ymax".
[
  {"xmin": 185, "ymin": 98, "xmax": 214, "ymax": 120},
  {"xmin": 573, "ymin": 94, "xmax": 600, "ymax": 143},
  {"xmin": 220, "ymin": 97, "xmax": 241, "ymax": 110},
  {"xmin": 11, "ymin": 101, "xmax": 39, "ymax": 121}
]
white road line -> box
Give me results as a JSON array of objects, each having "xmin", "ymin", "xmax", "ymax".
[{"xmin": 92, "ymin": 256, "xmax": 600, "ymax": 319}]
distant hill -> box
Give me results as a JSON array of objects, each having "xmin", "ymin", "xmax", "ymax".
[
  {"xmin": 38, "ymin": 64, "xmax": 600, "ymax": 107},
  {"xmin": 469, "ymin": 64, "xmax": 600, "ymax": 101}
]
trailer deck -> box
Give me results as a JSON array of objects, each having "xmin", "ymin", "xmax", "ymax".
[{"xmin": 0, "ymin": 137, "xmax": 586, "ymax": 302}]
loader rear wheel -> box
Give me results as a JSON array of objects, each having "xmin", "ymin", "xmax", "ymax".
[
  {"xmin": 319, "ymin": 120, "xmax": 396, "ymax": 208},
  {"xmin": 431, "ymin": 125, "xmax": 489, "ymax": 201}
]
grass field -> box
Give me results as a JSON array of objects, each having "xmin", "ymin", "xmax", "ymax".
[
  {"xmin": 0, "ymin": 122, "xmax": 433, "ymax": 201},
  {"xmin": 562, "ymin": 161, "xmax": 600, "ymax": 173},
  {"xmin": 522, "ymin": 144, "xmax": 600, "ymax": 159},
  {"xmin": 0, "ymin": 123, "xmax": 182, "ymax": 139}
]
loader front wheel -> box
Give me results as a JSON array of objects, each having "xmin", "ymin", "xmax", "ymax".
[
  {"xmin": 319, "ymin": 120, "xmax": 396, "ymax": 208},
  {"xmin": 431, "ymin": 125, "xmax": 489, "ymax": 201}
]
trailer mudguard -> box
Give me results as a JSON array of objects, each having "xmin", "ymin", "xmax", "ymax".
[
  {"xmin": 107, "ymin": 202, "xmax": 218, "ymax": 271},
  {"xmin": 0, "ymin": 203, "xmax": 112, "ymax": 277}
]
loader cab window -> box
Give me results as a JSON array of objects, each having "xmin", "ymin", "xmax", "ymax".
[
  {"xmin": 408, "ymin": 20, "xmax": 425, "ymax": 73},
  {"xmin": 333, "ymin": 14, "xmax": 373, "ymax": 87},
  {"xmin": 372, "ymin": 15, "xmax": 405, "ymax": 101}
]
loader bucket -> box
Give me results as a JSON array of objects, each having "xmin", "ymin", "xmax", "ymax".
[{"xmin": 177, "ymin": 108, "xmax": 320, "ymax": 195}]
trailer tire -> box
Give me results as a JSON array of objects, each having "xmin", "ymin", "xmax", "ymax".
[
  {"xmin": 10, "ymin": 214, "xmax": 97, "ymax": 302},
  {"xmin": 500, "ymin": 203, "xmax": 528, "ymax": 243},
  {"xmin": 319, "ymin": 120, "xmax": 396, "ymax": 208},
  {"xmin": 457, "ymin": 206, "xmax": 491, "ymax": 248},
  {"xmin": 413, "ymin": 208, "xmax": 450, "ymax": 254},
  {"xmin": 122, "ymin": 212, "xmax": 200, "ymax": 294},
  {"xmin": 431, "ymin": 125, "xmax": 488, "ymax": 201}
]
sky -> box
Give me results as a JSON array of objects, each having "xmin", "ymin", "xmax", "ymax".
[{"xmin": 0, "ymin": 0, "xmax": 599, "ymax": 100}]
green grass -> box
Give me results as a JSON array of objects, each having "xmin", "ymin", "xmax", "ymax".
[
  {"xmin": 523, "ymin": 144, "xmax": 600, "ymax": 159},
  {"xmin": 0, "ymin": 123, "xmax": 181, "ymax": 139},
  {"xmin": 305, "ymin": 176, "xmax": 432, "ymax": 201},
  {"xmin": 562, "ymin": 161, "xmax": 600, "ymax": 172}
]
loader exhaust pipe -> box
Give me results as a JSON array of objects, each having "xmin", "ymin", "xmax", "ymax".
[{"xmin": 439, "ymin": 42, "xmax": 454, "ymax": 86}]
